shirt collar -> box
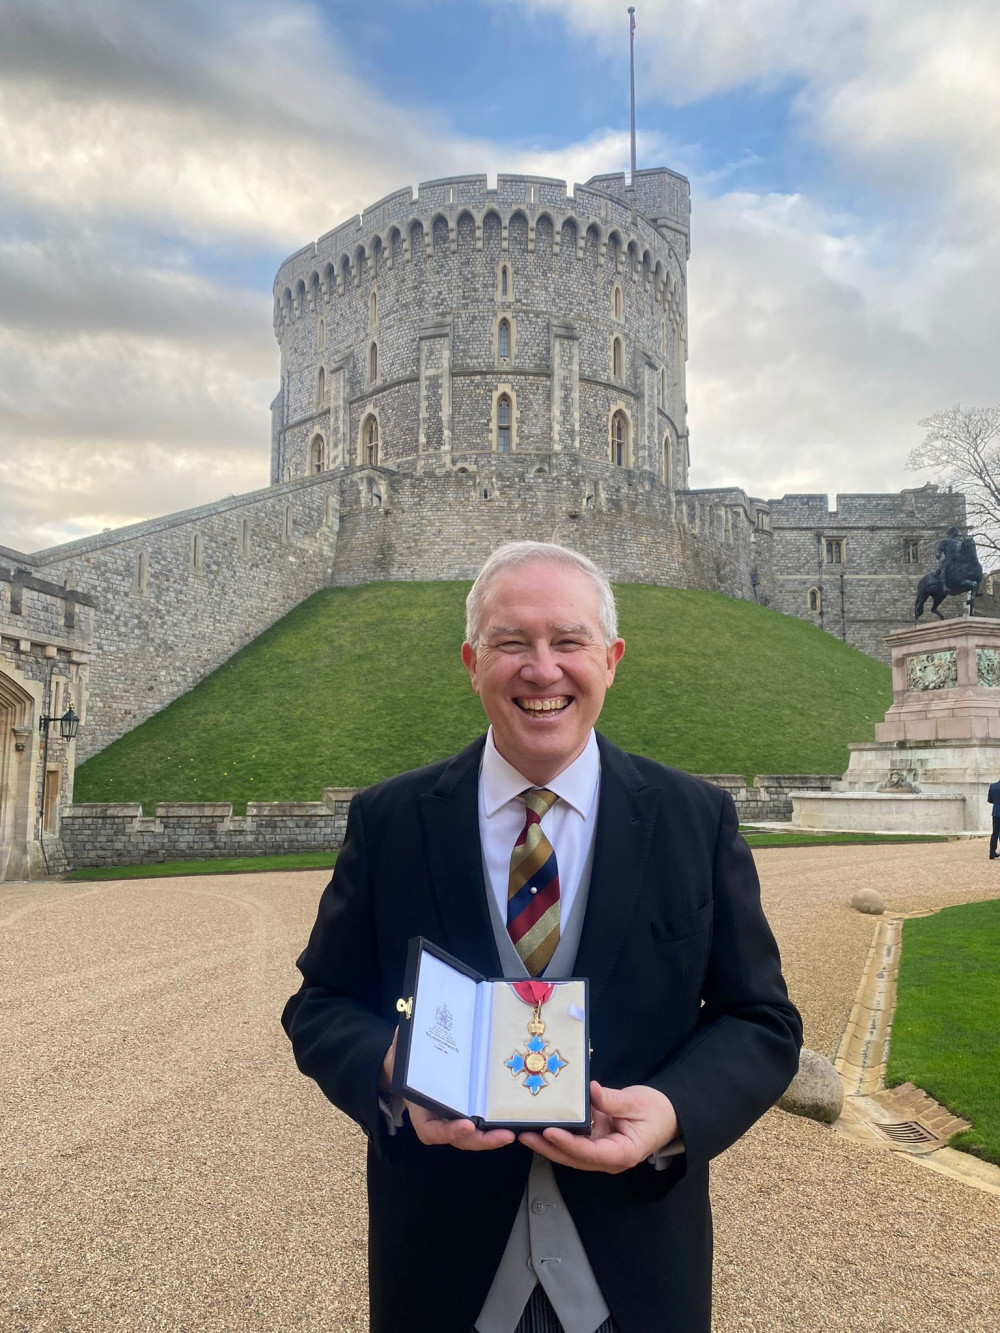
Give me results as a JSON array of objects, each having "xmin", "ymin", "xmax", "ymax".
[{"xmin": 481, "ymin": 727, "xmax": 600, "ymax": 820}]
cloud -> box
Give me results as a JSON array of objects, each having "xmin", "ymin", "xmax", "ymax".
[
  {"xmin": 806, "ymin": 2, "xmax": 1000, "ymax": 211},
  {"xmin": 0, "ymin": 225, "xmax": 271, "ymax": 341},
  {"xmin": 2, "ymin": 0, "xmax": 1000, "ymax": 556},
  {"xmin": 0, "ymin": 0, "xmax": 480, "ymax": 245},
  {"xmin": 505, "ymin": 0, "xmax": 868, "ymax": 101},
  {"xmin": 687, "ymin": 187, "xmax": 1000, "ymax": 498}
]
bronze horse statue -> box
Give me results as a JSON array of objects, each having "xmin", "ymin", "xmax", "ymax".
[{"xmin": 914, "ymin": 531, "xmax": 983, "ymax": 621}]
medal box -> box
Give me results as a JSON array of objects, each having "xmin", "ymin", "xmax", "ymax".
[{"xmin": 392, "ymin": 937, "xmax": 591, "ymax": 1132}]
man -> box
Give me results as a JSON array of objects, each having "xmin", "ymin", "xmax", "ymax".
[
  {"xmin": 283, "ymin": 541, "xmax": 801, "ymax": 1333},
  {"xmin": 988, "ymin": 777, "xmax": 1000, "ymax": 859}
]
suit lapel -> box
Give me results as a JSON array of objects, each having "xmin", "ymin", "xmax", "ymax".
[
  {"xmin": 574, "ymin": 735, "xmax": 660, "ymax": 1006},
  {"xmin": 417, "ymin": 736, "xmax": 503, "ymax": 978}
]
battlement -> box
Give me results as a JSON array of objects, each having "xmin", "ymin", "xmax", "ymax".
[
  {"xmin": 274, "ymin": 168, "xmax": 689, "ymax": 297},
  {"xmin": 769, "ymin": 485, "xmax": 962, "ymax": 527}
]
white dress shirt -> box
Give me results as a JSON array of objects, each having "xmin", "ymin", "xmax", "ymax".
[
  {"xmin": 478, "ymin": 726, "xmax": 601, "ymax": 930},
  {"xmin": 474, "ymin": 727, "xmax": 611, "ymax": 1333}
]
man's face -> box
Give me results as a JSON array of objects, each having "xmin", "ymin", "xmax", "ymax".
[{"xmin": 461, "ymin": 560, "xmax": 625, "ymax": 785}]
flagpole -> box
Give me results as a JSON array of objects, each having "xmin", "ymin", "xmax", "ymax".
[{"xmin": 628, "ymin": 7, "xmax": 637, "ymax": 185}]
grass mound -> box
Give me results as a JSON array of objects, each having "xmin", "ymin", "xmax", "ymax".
[
  {"xmin": 75, "ymin": 581, "xmax": 891, "ymax": 812},
  {"xmin": 887, "ymin": 900, "xmax": 1000, "ymax": 1165}
]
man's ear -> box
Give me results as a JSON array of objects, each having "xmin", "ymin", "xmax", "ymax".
[
  {"xmin": 605, "ymin": 638, "xmax": 625, "ymax": 683},
  {"xmin": 461, "ymin": 641, "xmax": 477, "ymax": 686}
]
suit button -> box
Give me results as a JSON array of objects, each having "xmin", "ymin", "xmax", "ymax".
[{"xmin": 531, "ymin": 1198, "xmax": 546, "ymax": 1214}]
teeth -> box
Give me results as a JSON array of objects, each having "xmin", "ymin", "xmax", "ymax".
[{"xmin": 518, "ymin": 698, "xmax": 569, "ymax": 713}]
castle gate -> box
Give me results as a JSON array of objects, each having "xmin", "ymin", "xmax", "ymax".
[{"xmin": 0, "ymin": 668, "xmax": 36, "ymax": 882}]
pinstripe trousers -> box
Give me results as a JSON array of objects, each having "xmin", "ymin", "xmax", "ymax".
[{"xmin": 512, "ymin": 1284, "xmax": 620, "ymax": 1333}]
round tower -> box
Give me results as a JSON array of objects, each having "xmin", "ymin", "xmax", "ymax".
[{"xmin": 271, "ymin": 169, "xmax": 690, "ymax": 492}]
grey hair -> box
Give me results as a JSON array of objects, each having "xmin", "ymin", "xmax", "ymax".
[{"xmin": 465, "ymin": 541, "xmax": 619, "ymax": 648}]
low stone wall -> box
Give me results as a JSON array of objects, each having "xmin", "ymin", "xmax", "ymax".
[
  {"xmin": 60, "ymin": 790, "xmax": 359, "ymax": 867},
  {"xmin": 61, "ymin": 774, "xmax": 831, "ymax": 867},
  {"xmin": 698, "ymin": 774, "xmax": 840, "ymax": 823}
]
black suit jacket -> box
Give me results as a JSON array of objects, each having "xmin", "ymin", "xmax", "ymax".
[{"xmin": 282, "ymin": 735, "xmax": 802, "ymax": 1333}]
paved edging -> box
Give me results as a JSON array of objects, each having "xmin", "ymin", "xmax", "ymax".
[{"xmin": 832, "ymin": 912, "xmax": 1000, "ymax": 1196}]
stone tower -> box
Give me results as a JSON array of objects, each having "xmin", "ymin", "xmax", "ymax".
[{"xmin": 271, "ymin": 169, "xmax": 691, "ymax": 492}]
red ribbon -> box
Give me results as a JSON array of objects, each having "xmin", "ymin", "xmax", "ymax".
[{"xmin": 512, "ymin": 980, "xmax": 555, "ymax": 1007}]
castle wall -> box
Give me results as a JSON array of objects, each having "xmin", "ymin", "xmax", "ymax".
[
  {"xmin": 767, "ymin": 486, "xmax": 967, "ymax": 661},
  {"xmin": 2, "ymin": 166, "xmax": 968, "ymax": 821},
  {"xmin": 61, "ymin": 773, "xmax": 818, "ymax": 868},
  {"xmin": 14, "ymin": 476, "xmax": 340, "ymax": 763},
  {"xmin": 330, "ymin": 459, "xmax": 765, "ymax": 596}
]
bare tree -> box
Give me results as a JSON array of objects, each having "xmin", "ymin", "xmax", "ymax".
[{"xmin": 908, "ymin": 405, "xmax": 1000, "ymax": 562}]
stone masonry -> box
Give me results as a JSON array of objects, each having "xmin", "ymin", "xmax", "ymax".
[
  {"xmin": 0, "ymin": 562, "xmax": 94, "ymax": 877},
  {"xmin": 60, "ymin": 775, "xmax": 822, "ymax": 867},
  {"xmin": 0, "ymin": 167, "xmax": 970, "ymax": 881}
]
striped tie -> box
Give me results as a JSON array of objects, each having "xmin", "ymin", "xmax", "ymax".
[{"xmin": 507, "ymin": 788, "xmax": 560, "ymax": 976}]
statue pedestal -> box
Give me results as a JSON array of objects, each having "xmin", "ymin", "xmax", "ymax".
[{"xmin": 792, "ymin": 618, "xmax": 1000, "ymax": 834}]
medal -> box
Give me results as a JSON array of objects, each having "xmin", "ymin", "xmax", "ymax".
[{"xmin": 504, "ymin": 980, "xmax": 567, "ymax": 1095}]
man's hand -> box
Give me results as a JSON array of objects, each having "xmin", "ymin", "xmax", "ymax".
[
  {"xmin": 379, "ymin": 1028, "xmax": 398, "ymax": 1094},
  {"xmin": 382, "ymin": 1026, "xmax": 514, "ymax": 1149},
  {"xmin": 404, "ymin": 1101, "xmax": 515, "ymax": 1151},
  {"xmin": 518, "ymin": 1081, "xmax": 678, "ymax": 1173}
]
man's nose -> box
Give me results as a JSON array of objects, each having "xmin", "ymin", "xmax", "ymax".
[{"xmin": 520, "ymin": 646, "xmax": 561, "ymax": 684}]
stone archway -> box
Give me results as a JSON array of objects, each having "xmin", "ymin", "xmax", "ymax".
[{"xmin": 0, "ymin": 669, "xmax": 36, "ymax": 882}]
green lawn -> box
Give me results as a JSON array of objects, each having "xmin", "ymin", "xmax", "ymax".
[
  {"xmin": 74, "ymin": 581, "xmax": 892, "ymax": 814},
  {"xmin": 740, "ymin": 830, "xmax": 950, "ymax": 849},
  {"xmin": 61, "ymin": 835, "xmax": 945, "ymax": 879},
  {"xmin": 887, "ymin": 899, "xmax": 1000, "ymax": 1165},
  {"xmin": 65, "ymin": 852, "xmax": 339, "ymax": 881}
]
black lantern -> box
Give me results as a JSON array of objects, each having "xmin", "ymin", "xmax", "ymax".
[{"xmin": 39, "ymin": 701, "xmax": 80, "ymax": 739}]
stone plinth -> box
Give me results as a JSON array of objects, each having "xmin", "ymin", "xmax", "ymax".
[
  {"xmin": 876, "ymin": 617, "xmax": 1000, "ymax": 742},
  {"xmin": 791, "ymin": 617, "xmax": 1000, "ymax": 834},
  {"xmin": 792, "ymin": 791, "xmax": 967, "ymax": 834}
]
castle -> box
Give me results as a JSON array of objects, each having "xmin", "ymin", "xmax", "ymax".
[{"xmin": 0, "ymin": 167, "xmax": 965, "ymax": 878}]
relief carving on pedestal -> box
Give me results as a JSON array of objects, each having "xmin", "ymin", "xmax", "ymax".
[
  {"xmin": 905, "ymin": 650, "xmax": 958, "ymax": 691},
  {"xmin": 976, "ymin": 648, "xmax": 1000, "ymax": 688}
]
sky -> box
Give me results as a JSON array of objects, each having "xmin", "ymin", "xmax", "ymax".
[{"xmin": 1, "ymin": 0, "xmax": 999, "ymax": 553}]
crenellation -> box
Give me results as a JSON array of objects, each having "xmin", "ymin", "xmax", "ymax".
[{"xmin": 1, "ymin": 163, "xmax": 968, "ymax": 882}]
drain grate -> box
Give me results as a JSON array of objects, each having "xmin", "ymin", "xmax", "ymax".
[{"xmin": 876, "ymin": 1120, "xmax": 938, "ymax": 1145}]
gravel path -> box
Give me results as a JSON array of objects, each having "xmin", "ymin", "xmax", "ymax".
[{"xmin": 2, "ymin": 841, "xmax": 998, "ymax": 1332}]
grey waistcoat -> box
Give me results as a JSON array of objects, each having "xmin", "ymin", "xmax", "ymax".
[{"xmin": 474, "ymin": 847, "xmax": 610, "ymax": 1333}]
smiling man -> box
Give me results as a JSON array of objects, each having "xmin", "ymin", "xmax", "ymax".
[{"xmin": 283, "ymin": 541, "xmax": 801, "ymax": 1333}]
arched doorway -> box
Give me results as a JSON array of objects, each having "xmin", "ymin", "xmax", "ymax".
[{"xmin": 0, "ymin": 668, "xmax": 36, "ymax": 881}]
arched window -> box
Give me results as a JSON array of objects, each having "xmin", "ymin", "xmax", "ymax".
[
  {"xmin": 370, "ymin": 290, "xmax": 377, "ymax": 328},
  {"xmin": 316, "ymin": 365, "xmax": 326, "ymax": 407},
  {"xmin": 497, "ymin": 395, "xmax": 511, "ymax": 453},
  {"xmin": 613, "ymin": 285, "xmax": 623, "ymax": 321},
  {"xmin": 611, "ymin": 411, "xmax": 628, "ymax": 467},
  {"xmin": 498, "ymin": 319, "xmax": 510, "ymax": 362},
  {"xmin": 284, "ymin": 506, "xmax": 293, "ymax": 541},
  {"xmin": 135, "ymin": 551, "xmax": 148, "ymax": 594},
  {"xmin": 663, "ymin": 436, "xmax": 671, "ymax": 487},
  {"xmin": 311, "ymin": 434, "xmax": 325, "ymax": 474},
  {"xmin": 808, "ymin": 587, "xmax": 821, "ymax": 613},
  {"xmin": 282, "ymin": 464, "xmax": 292, "ymax": 483},
  {"xmin": 363, "ymin": 415, "xmax": 379, "ymax": 466},
  {"xmin": 191, "ymin": 533, "xmax": 203, "ymax": 572},
  {"xmin": 316, "ymin": 318, "xmax": 325, "ymax": 350},
  {"xmin": 369, "ymin": 341, "xmax": 378, "ymax": 385},
  {"xmin": 612, "ymin": 337, "xmax": 623, "ymax": 380},
  {"xmin": 501, "ymin": 266, "xmax": 509, "ymax": 297}
]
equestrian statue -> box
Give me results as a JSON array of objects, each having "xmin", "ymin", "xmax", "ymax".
[{"xmin": 914, "ymin": 526, "xmax": 983, "ymax": 621}]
